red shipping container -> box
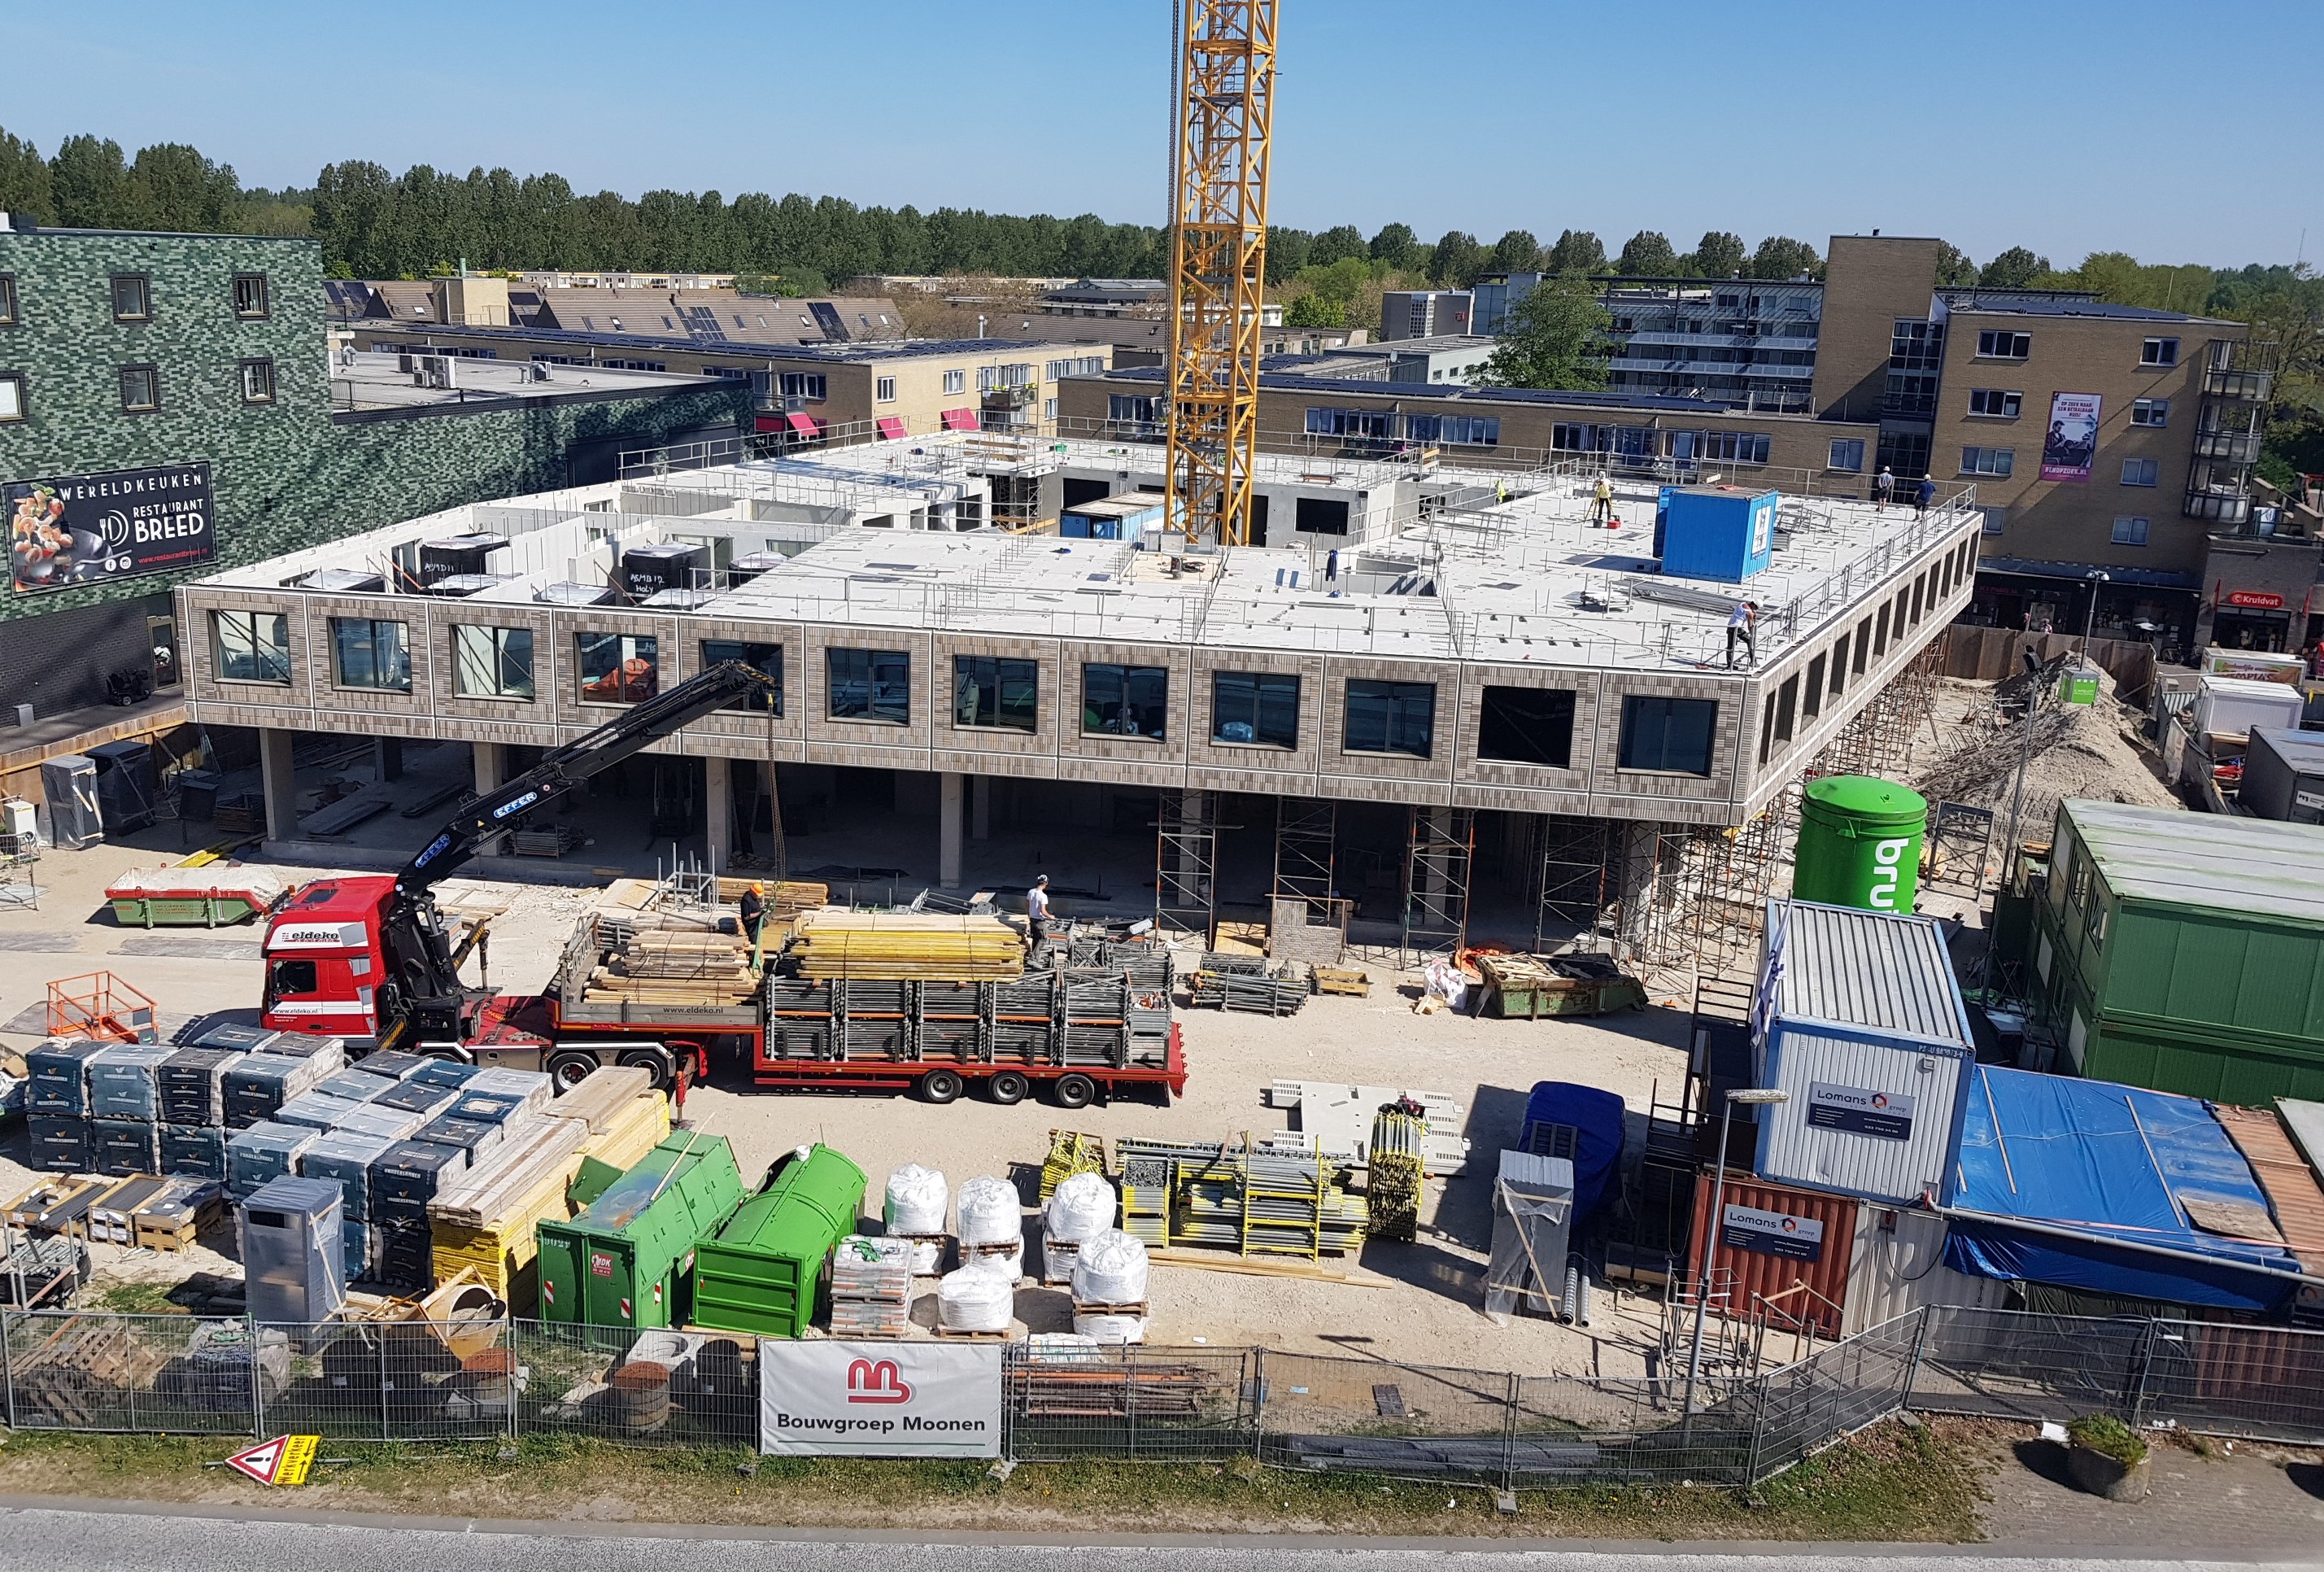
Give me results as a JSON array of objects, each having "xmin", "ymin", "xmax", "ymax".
[{"xmin": 1685, "ymin": 1172, "xmax": 1859, "ymax": 1339}]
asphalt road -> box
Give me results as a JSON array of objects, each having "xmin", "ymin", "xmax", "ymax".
[{"xmin": 0, "ymin": 1502, "xmax": 2305, "ymax": 1572}]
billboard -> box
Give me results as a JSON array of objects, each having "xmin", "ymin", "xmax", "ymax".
[
  {"xmin": 9, "ymin": 461, "xmax": 214, "ymax": 593},
  {"xmin": 759, "ymin": 1340, "xmax": 1002, "ymax": 1457},
  {"xmin": 2040, "ymin": 393, "xmax": 2101, "ymax": 483}
]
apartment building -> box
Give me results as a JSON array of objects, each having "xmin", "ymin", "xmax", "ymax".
[
  {"xmin": 1602, "ymin": 278, "xmax": 1823, "ymax": 413},
  {"xmin": 1379, "ymin": 290, "xmax": 1474, "ymax": 341}
]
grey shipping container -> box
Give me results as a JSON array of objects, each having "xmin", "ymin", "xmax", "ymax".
[
  {"xmin": 2239, "ymin": 727, "xmax": 2324, "ymax": 824},
  {"xmin": 1751, "ymin": 898, "xmax": 1976, "ymax": 1206}
]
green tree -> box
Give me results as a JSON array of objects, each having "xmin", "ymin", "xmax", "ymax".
[
  {"xmin": 1368, "ymin": 221, "xmax": 1420, "ymax": 271},
  {"xmin": 1309, "ymin": 224, "xmax": 1367, "ymax": 267},
  {"xmin": 1265, "ymin": 225, "xmax": 1313, "ymax": 282},
  {"xmin": 1616, "ymin": 229, "xmax": 1677, "ymax": 276},
  {"xmin": 1283, "ymin": 291, "xmax": 1345, "ymax": 329},
  {"xmin": 48, "ymin": 134, "xmax": 127, "ymax": 228},
  {"xmin": 1487, "ymin": 229, "xmax": 1542, "ymax": 274},
  {"xmin": 1426, "ymin": 229, "xmax": 1484, "ymax": 287},
  {"xmin": 0, "ymin": 126, "xmax": 55, "ymax": 224},
  {"xmin": 1546, "ymin": 229, "xmax": 1606, "ymax": 274},
  {"xmin": 1749, "ymin": 235, "xmax": 1821, "ymax": 280},
  {"xmin": 120, "ymin": 142, "xmax": 240, "ymax": 232},
  {"xmin": 1477, "ymin": 273, "xmax": 1611, "ymax": 391},
  {"xmin": 1933, "ymin": 242, "xmax": 1977, "ymax": 287},
  {"xmin": 1978, "ymin": 247, "xmax": 2049, "ymax": 288},
  {"xmin": 1690, "ymin": 230, "xmax": 1746, "ymax": 280}
]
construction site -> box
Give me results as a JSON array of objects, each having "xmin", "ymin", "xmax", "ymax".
[{"xmin": 0, "ymin": 0, "xmax": 2318, "ymax": 1507}]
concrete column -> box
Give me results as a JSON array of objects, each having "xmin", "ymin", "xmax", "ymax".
[
  {"xmin": 940, "ymin": 771, "xmax": 965, "ymax": 889},
  {"xmin": 704, "ymin": 755, "xmax": 732, "ymax": 871},
  {"xmin": 259, "ymin": 728, "xmax": 299, "ymax": 843},
  {"xmin": 373, "ymin": 736, "xmax": 403, "ymax": 783},
  {"xmin": 971, "ymin": 774, "xmax": 991, "ymax": 841},
  {"xmin": 1617, "ymin": 820, "xmax": 1663, "ymax": 959},
  {"xmin": 472, "ymin": 740, "xmax": 507, "ymax": 856}
]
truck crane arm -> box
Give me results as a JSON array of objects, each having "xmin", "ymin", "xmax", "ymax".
[{"xmin": 396, "ymin": 657, "xmax": 776, "ymax": 899}]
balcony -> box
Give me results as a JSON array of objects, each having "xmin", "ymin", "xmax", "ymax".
[
  {"xmin": 2193, "ymin": 430, "xmax": 2263, "ymax": 462},
  {"xmin": 2183, "ymin": 490, "xmax": 2252, "ymax": 525},
  {"xmin": 2203, "ymin": 369, "xmax": 2274, "ymax": 401}
]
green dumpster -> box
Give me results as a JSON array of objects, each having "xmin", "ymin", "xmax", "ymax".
[
  {"xmin": 691, "ymin": 1143, "xmax": 867, "ymax": 1338},
  {"xmin": 536, "ymin": 1133, "xmax": 747, "ymax": 1329},
  {"xmin": 1792, "ymin": 775, "xmax": 1927, "ymax": 915}
]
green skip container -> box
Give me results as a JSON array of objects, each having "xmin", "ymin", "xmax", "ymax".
[
  {"xmin": 691, "ymin": 1143, "xmax": 867, "ymax": 1339},
  {"xmin": 536, "ymin": 1132, "xmax": 747, "ymax": 1330},
  {"xmin": 1792, "ymin": 775, "xmax": 1927, "ymax": 915}
]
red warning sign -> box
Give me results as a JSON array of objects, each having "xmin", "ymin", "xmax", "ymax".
[{"xmin": 225, "ymin": 1434, "xmax": 318, "ymax": 1486}]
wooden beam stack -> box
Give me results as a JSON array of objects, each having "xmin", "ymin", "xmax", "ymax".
[{"xmin": 792, "ymin": 910, "xmax": 1026, "ymax": 983}]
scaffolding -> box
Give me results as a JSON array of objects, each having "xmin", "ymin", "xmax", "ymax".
[
  {"xmin": 1270, "ymin": 798, "xmax": 1336, "ymax": 920},
  {"xmin": 1401, "ymin": 806, "xmax": 1475, "ymax": 960},
  {"xmin": 1154, "ymin": 789, "xmax": 1218, "ymax": 944},
  {"xmin": 1818, "ymin": 638, "xmax": 1944, "ymax": 779},
  {"xmin": 1534, "ymin": 813, "xmax": 1616, "ymax": 953}
]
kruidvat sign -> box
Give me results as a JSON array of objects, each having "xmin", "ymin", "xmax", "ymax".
[
  {"xmin": 759, "ymin": 1340, "xmax": 1002, "ymax": 1457},
  {"xmin": 9, "ymin": 461, "xmax": 214, "ymax": 593}
]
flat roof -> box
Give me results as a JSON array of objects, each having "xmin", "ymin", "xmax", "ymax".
[
  {"xmin": 350, "ymin": 321, "xmax": 1114, "ymax": 363},
  {"xmin": 195, "ymin": 434, "xmax": 1976, "ymax": 675},
  {"xmin": 333, "ymin": 353, "xmax": 717, "ymax": 409},
  {"xmin": 1097, "ymin": 364, "xmax": 1740, "ymax": 413},
  {"xmin": 1946, "ymin": 298, "xmax": 2231, "ymax": 325},
  {"xmin": 2064, "ymin": 797, "xmax": 2324, "ymax": 924}
]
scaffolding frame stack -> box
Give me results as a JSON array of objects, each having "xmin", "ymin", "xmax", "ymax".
[
  {"xmin": 1400, "ymin": 806, "xmax": 1475, "ymax": 961},
  {"xmin": 1271, "ymin": 799, "xmax": 1337, "ymax": 924},
  {"xmin": 1154, "ymin": 790, "xmax": 1219, "ymax": 944}
]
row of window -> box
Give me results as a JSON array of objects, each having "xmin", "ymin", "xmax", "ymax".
[
  {"xmin": 1972, "ymin": 328, "xmax": 2178, "ymax": 367},
  {"xmin": 0, "ymin": 359, "xmax": 276, "ymax": 423},
  {"xmin": 1303, "ymin": 407, "xmax": 1504, "ymax": 448},
  {"xmin": 1957, "ymin": 446, "xmax": 2163, "ymax": 486},
  {"xmin": 208, "ymin": 611, "xmax": 1731, "ymax": 774},
  {"xmin": 1550, "ymin": 422, "xmax": 1772, "ymax": 464},
  {"xmin": 0, "ymin": 271, "xmax": 270, "ymax": 330},
  {"xmin": 1966, "ymin": 389, "xmax": 2170, "ymax": 426},
  {"xmin": 1756, "ymin": 537, "xmax": 1974, "ymax": 764}
]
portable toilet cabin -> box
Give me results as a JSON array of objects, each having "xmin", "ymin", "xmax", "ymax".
[
  {"xmin": 1655, "ymin": 486, "xmax": 1777, "ymax": 583},
  {"xmin": 1750, "ymin": 897, "xmax": 1975, "ymax": 1206},
  {"xmin": 691, "ymin": 1143, "xmax": 868, "ymax": 1338},
  {"xmin": 535, "ymin": 1133, "xmax": 746, "ymax": 1329}
]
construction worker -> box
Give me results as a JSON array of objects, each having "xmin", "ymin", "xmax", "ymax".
[
  {"xmin": 1589, "ymin": 474, "xmax": 1615, "ymax": 527},
  {"xmin": 1726, "ymin": 600, "xmax": 1759, "ymax": 670},
  {"xmin": 1026, "ymin": 873, "xmax": 1052, "ymax": 954},
  {"xmin": 739, "ymin": 880, "xmax": 765, "ymax": 954},
  {"xmin": 1873, "ymin": 466, "xmax": 1895, "ymax": 512}
]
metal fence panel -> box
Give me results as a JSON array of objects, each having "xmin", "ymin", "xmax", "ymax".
[
  {"xmin": 1750, "ymin": 1311, "xmax": 1921, "ymax": 1483},
  {"xmin": 1254, "ymin": 1351, "xmax": 1519, "ymax": 1487},
  {"xmin": 1003, "ymin": 1344, "xmax": 1255, "ymax": 1461},
  {"xmin": 512, "ymin": 1321, "xmax": 759, "ymax": 1449},
  {"xmin": 2134, "ymin": 1318, "xmax": 2324, "ymax": 1444},
  {"xmin": 1513, "ymin": 1374, "xmax": 1753, "ymax": 1487},
  {"xmin": 1, "ymin": 1312, "xmax": 255, "ymax": 1435},
  {"xmin": 254, "ymin": 1318, "xmax": 512, "ymax": 1443}
]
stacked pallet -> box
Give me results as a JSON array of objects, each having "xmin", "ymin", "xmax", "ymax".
[
  {"xmin": 792, "ymin": 910, "xmax": 1027, "ymax": 982},
  {"xmin": 583, "ymin": 931, "xmax": 760, "ymax": 1009},
  {"xmin": 828, "ymin": 1234, "xmax": 913, "ymax": 1338},
  {"xmin": 427, "ymin": 1116, "xmax": 590, "ymax": 1308}
]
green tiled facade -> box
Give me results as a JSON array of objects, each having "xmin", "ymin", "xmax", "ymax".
[{"xmin": 0, "ymin": 228, "xmax": 747, "ymax": 713}]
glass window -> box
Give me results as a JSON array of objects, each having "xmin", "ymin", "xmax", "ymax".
[
  {"xmin": 1618, "ymin": 696, "xmax": 1718, "ymax": 775},
  {"xmin": 1476, "ymin": 685, "xmax": 1574, "ymax": 767},
  {"xmin": 2120, "ymin": 457, "xmax": 2159, "ymax": 487},
  {"xmin": 1960, "ymin": 446, "xmax": 2014, "ymax": 478},
  {"xmin": 1968, "ymin": 388, "xmax": 2021, "ymax": 417},
  {"xmin": 1975, "ymin": 330, "xmax": 2030, "ymax": 359},
  {"xmin": 119, "ymin": 365, "xmax": 159, "ymax": 413},
  {"xmin": 110, "ymin": 273, "xmax": 150, "ymax": 321},
  {"xmin": 1211, "ymin": 670, "xmax": 1299, "ymax": 748},
  {"xmin": 211, "ymin": 610, "xmax": 290, "ymax": 683},
  {"xmin": 238, "ymin": 358, "xmax": 276, "ymax": 405},
  {"xmin": 2110, "ymin": 516, "xmax": 2150, "ymax": 546},
  {"xmin": 1827, "ymin": 438, "xmax": 1864, "ymax": 472},
  {"xmin": 778, "ymin": 372, "xmax": 826, "ymax": 400},
  {"xmin": 331, "ymin": 618, "xmax": 412, "ymax": 691},
  {"xmin": 1342, "ymin": 679, "xmax": 1434, "ymax": 758},
  {"xmin": 1982, "ymin": 506, "xmax": 2007, "ymax": 535},
  {"xmin": 953, "ymin": 655, "xmax": 1036, "ymax": 731},
  {"xmin": 1082, "ymin": 662, "xmax": 1166, "ymax": 739},
  {"xmin": 577, "ymin": 631, "xmax": 659, "ymax": 703},
  {"xmin": 943, "ymin": 369, "xmax": 966, "ymax": 395},
  {"xmin": 702, "ymin": 640, "xmax": 783, "ymax": 714},
  {"xmin": 1803, "ymin": 654, "xmax": 1827, "ymax": 718},
  {"xmin": 233, "ymin": 273, "xmax": 269, "ymax": 319},
  {"xmin": 827, "ymin": 647, "xmax": 909, "ymax": 723},
  {"xmin": 0, "ymin": 273, "xmax": 16, "ymax": 325},
  {"xmin": 875, "ymin": 376, "xmax": 896, "ymax": 403},
  {"xmin": 452, "ymin": 626, "xmax": 534, "ymax": 700},
  {"xmin": 2140, "ymin": 336, "xmax": 2178, "ymax": 366},
  {"xmin": 2131, "ymin": 398, "xmax": 2169, "ymax": 426},
  {"xmin": 0, "ymin": 370, "xmax": 22, "ymax": 423}
]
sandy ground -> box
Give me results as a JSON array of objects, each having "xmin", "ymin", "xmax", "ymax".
[{"xmin": 0, "ymin": 832, "xmax": 1690, "ymax": 1378}]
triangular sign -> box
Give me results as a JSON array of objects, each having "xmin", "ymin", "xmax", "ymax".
[{"xmin": 225, "ymin": 1437, "xmax": 286, "ymax": 1485}]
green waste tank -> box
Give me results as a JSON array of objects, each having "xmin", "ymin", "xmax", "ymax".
[
  {"xmin": 535, "ymin": 1132, "xmax": 747, "ymax": 1329},
  {"xmin": 691, "ymin": 1143, "xmax": 868, "ymax": 1338},
  {"xmin": 1792, "ymin": 775, "xmax": 1927, "ymax": 914}
]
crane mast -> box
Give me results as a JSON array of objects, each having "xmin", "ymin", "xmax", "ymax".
[{"xmin": 1164, "ymin": 0, "xmax": 1276, "ymax": 548}]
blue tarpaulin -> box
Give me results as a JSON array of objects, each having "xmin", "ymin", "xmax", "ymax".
[
  {"xmin": 1943, "ymin": 1065, "xmax": 2302, "ymax": 1312},
  {"xmin": 1521, "ymin": 1081, "xmax": 1624, "ymax": 1228}
]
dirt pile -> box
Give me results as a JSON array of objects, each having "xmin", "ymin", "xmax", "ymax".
[{"xmin": 1909, "ymin": 670, "xmax": 2181, "ymax": 846}]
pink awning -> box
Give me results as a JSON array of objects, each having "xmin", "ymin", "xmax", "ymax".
[
  {"xmin": 876, "ymin": 417, "xmax": 907, "ymax": 440},
  {"xmin": 940, "ymin": 407, "xmax": 979, "ymax": 432},
  {"xmin": 785, "ymin": 412, "xmax": 822, "ymax": 435}
]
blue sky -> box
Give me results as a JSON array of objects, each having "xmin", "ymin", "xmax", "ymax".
[{"xmin": 4, "ymin": 0, "xmax": 2317, "ymax": 269}]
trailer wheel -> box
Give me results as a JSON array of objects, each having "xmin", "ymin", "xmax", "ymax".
[
  {"xmin": 1051, "ymin": 1072, "xmax": 1097, "ymax": 1111},
  {"xmin": 918, "ymin": 1068, "xmax": 965, "ymax": 1105},
  {"xmin": 616, "ymin": 1045, "xmax": 677, "ymax": 1091},
  {"xmin": 985, "ymin": 1070, "xmax": 1029, "ymax": 1106},
  {"xmin": 545, "ymin": 1050, "xmax": 600, "ymax": 1090}
]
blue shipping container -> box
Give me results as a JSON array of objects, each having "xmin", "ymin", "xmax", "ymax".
[{"xmin": 1659, "ymin": 486, "xmax": 1777, "ymax": 583}]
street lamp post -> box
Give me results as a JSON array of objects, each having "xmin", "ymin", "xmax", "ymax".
[
  {"xmin": 2081, "ymin": 569, "xmax": 2112, "ymax": 653},
  {"xmin": 1682, "ymin": 1087, "xmax": 1790, "ymax": 1426}
]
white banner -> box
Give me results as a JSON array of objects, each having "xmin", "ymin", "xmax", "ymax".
[{"xmin": 758, "ymin": 1340, "xmax": 1003, "ymax": 1457}]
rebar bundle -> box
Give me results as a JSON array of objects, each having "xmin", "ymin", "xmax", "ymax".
[{"xmin": 1366, "ymin": 1103, "xmax": 1427, "ymax": 1242}]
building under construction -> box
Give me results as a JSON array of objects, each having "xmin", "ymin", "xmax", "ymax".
[{"xmin": 178, "ymin": 432, "xmax": 1976, "ymax": 977}]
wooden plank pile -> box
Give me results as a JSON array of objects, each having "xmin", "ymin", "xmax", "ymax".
[
  {"xmin": 583, "ymin": 931, "xmax": 759, "ymax": 1009},
  {"xmin": 792, "ymin": 910, "xmax": 1026, "ymax": 983},
  {"xmin": 11, "ymin": 1316, "xmax": 168, "ymax": 1425}
]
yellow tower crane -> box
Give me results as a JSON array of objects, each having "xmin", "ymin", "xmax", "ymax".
[{"xmin": 1163, "ymin": 0, "xmax": 1277, "ymax": 548}]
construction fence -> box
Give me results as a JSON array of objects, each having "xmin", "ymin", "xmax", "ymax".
[{"xmin": 0, "ymin": 1306, "xmax": 2316, "ymax": 1489}]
